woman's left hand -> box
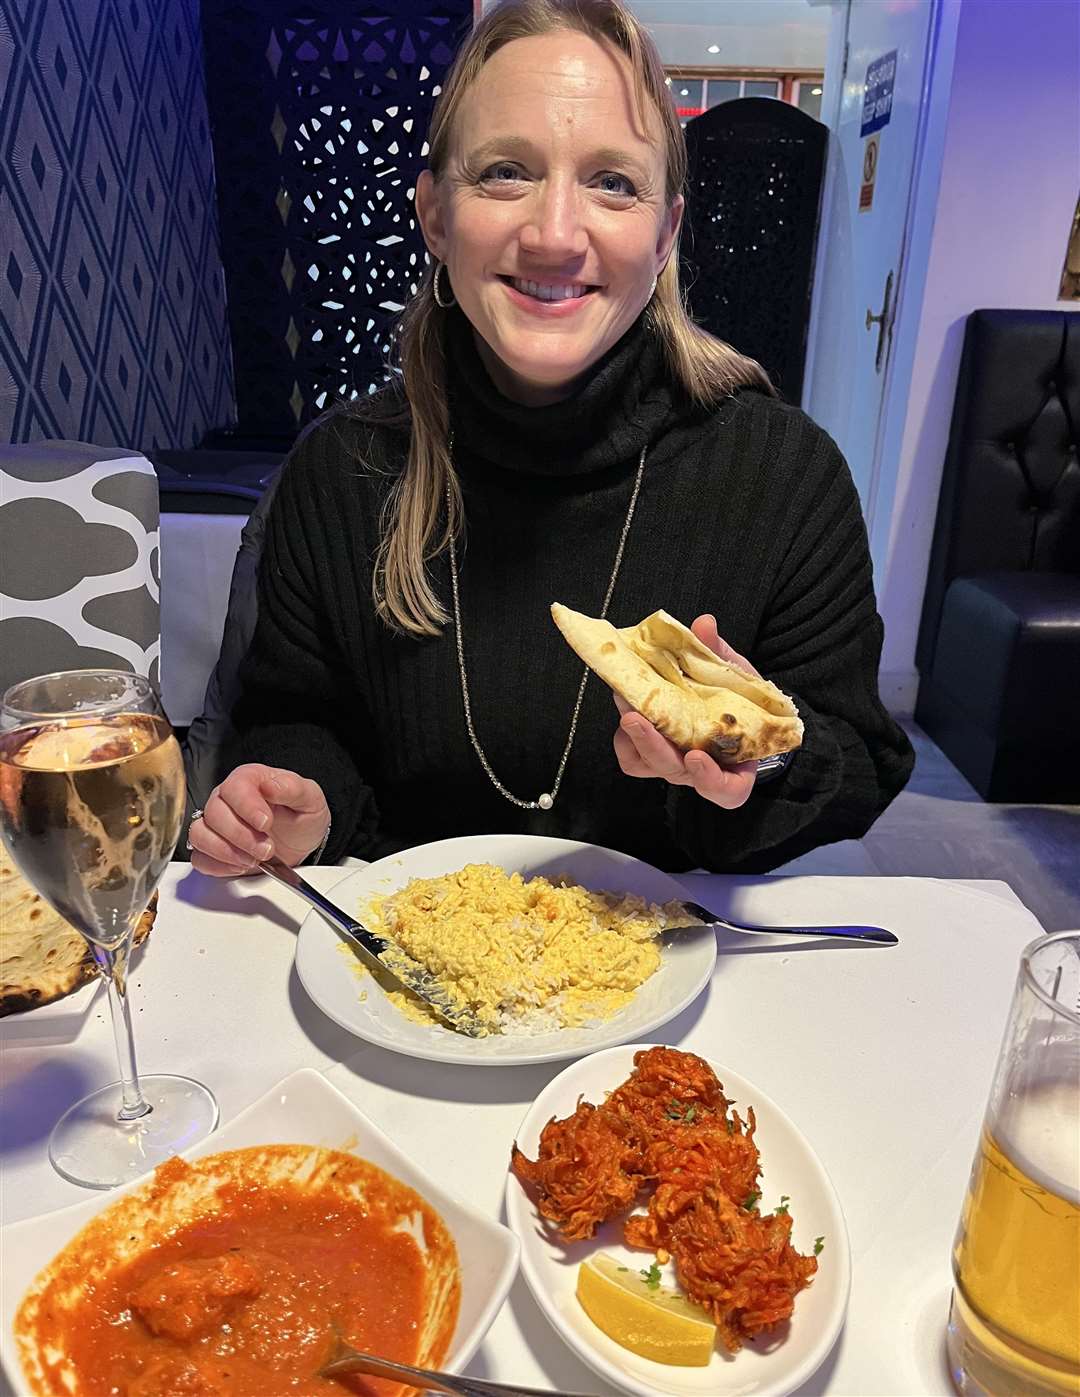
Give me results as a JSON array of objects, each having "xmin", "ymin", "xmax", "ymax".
[{"xmin": 612, "ymin": 614, "xmax": 759, "ymax": 810}]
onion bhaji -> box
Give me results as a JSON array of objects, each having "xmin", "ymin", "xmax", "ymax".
[{"xmin": 511, "ymin": 1046, "xmax": 817, "ymax": 1352}]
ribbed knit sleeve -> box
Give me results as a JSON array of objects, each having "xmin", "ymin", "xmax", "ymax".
[
  {"xmin": 667, "ymin": 410, "xmax": 913, "ymax": 871},
  {"xmin": 228, "ymin": 412, "xmax": 380, "ymax": 864}
]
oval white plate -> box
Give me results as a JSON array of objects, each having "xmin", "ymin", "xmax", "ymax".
[
  {"xmin": 506, "ymin": 1044, "xmax": 851, "ymax": 1397},
  {"xmin": 294, "ymin": 835, "xmax": 715, "ymax": 1067}
]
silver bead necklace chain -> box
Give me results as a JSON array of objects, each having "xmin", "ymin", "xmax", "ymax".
[{"xmin": 447, "ymin": 443, "xmax": 648, "ymax": 811}]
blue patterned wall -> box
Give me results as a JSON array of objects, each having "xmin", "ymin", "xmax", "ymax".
[{"xmin": 0, "ymin": 0, "xmax": 236, "ymax": 451}]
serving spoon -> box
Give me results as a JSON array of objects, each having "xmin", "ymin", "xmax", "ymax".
[
  {"xmin": 319, "ymin": 1331, "xmax": 600, "ymax": 1395},
  {"xmin": 671, "ymin": 900, "xmax": 898, "ymax": 946}
]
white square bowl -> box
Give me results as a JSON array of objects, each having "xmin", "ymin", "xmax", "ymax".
[{"xmin": 0, "ymin": 1068, "xmax": 519, "ymax": 1392}]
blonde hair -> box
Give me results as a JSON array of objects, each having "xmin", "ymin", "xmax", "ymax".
[{"xmin": 357, "ymin": 0, "xmax": 774, "ymax": 637}]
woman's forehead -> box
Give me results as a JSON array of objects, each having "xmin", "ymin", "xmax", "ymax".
[{"xmin": 452, "ymin": 31, "xmax": 661, "ymax": 158}]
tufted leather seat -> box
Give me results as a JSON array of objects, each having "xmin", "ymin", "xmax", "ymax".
[{"xmin": 916, "ymin": 309, "xmax": 1080, "ymax": 801}]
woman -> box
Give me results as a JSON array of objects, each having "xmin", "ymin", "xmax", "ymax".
[{"xmin": 188, "ymin": 0, "xmax": 913, "ymax": 879}]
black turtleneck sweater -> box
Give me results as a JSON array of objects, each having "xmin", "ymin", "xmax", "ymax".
[{"xmin": 231, "ymin": 312, "xmax": 913, "ymax": 871}]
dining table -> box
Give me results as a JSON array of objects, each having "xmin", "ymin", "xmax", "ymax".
[{"xmin": 0, "ymin": 861, "xmax": 1049, "ymax": 1397}]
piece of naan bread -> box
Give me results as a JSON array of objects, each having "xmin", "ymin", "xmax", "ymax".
[
  {"xmin": 551, "ymin": 603, "xmax": 803, "ymax": 763},
  {"xmin": 0, "ymin": 842, "xmax": 156, "ymax": 1017}
]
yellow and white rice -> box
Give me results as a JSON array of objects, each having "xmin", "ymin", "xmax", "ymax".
[{"xmin": 360, "ymin": 863, "xmax": 691, "ymax": 1035}]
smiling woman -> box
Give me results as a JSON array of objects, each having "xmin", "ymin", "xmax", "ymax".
[{"xmin": 187, "ymin": 0, "xmax": 914, "ymax": 883}]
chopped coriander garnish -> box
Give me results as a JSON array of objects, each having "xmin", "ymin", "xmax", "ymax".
[
  {"xmin": 665, "ymin": 1099, "xmax": 684, "ymax": 1120},
  {"xmin": 814, "ymin": 1236, "xmax": 825, "ymax": 1255},
  {"xmin": 640, "ymin": 1262, "xmax": 662, "ymax": 1290},
  {"xmin": 774, "ymin": 1195, "xmax": 790, "ymax": 1215},
  {"xmin": 743, "ymin": 1189, "xmax": 761, "ymax": 1212}
]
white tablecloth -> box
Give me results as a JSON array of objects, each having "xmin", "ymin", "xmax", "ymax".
[{"xmin": 0, "ymin": 868, "xmax": 1044, "ymax": 1396}]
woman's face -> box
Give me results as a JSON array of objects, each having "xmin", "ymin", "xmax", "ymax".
[{"xmin": 416, "ymin": 31, "xmax": 683, "ymax": 405}]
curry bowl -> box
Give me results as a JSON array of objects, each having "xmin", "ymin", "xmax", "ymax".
[
  {"xmin": 0, "ymin": 1068, "xmax": 519, "ymax": 1396},
  {"xmin": 294, "ymin": 834, "xmax": 717, "ymax": 1066}
]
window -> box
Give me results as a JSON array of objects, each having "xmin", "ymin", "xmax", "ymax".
[
  {"xmin": 705, "ymin": 79, "xmax": 740, "ymax": 108},
  {"xmin": 673, "ymin": 78, "xmax": 704, "ymax": 119},
  {"xmin": 795, "ymin": 81, "xmax": 824, "ymax": 121},
  {"xmin": 667, "ymin": 71, "xmax": 825, "ymax": 127}
]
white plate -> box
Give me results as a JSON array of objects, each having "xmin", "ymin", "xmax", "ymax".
[
  {"xmin": 506, "ymin": 1045, "xmax": 851, "ymax": 1397},
  {"xmin": 294, "ymin": 835, "xmax": 716, "ymax": 1067},
  {"xmin": 0, "ymin": 1068, "xmax": 519, "ymax": 1393},
  {"xmin": 0, "ymin": 977, "xmax": 100, "ymax": 1045}
]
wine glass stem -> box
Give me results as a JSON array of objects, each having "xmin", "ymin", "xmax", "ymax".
[{"xmin": 89, "ymin": 938, "xmax": 151, "ymax": 1122}]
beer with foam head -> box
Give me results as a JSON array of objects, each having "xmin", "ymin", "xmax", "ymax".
[
  {"xmin": 948, "ymin": 933, "xmax": 1080, "ymax": 1397},
  {"xmin": 951, "ymin": 1081, "xmax": 1080, "ymax": 1394}
]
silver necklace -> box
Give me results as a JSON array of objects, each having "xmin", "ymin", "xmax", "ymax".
[{"xmin": 447, "ymin": 444, "xmax": 647, "ymax": 811}]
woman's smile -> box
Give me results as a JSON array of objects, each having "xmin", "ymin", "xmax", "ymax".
[
  {"xmin": 501, "ymin": 275, "xmax": 600, "ymax": 314},
  {"xmin": 507, "ymin": 277, "xmax": 594, "ymax": 301}
]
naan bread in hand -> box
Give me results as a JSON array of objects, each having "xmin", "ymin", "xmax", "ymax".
[
  {"xmin": 551, "ymin": 603, "xmax": 803, "ymax": 763},
  {"xmin": 0, "ymin": 842, "xmax": 156, "ymax": 1016}
]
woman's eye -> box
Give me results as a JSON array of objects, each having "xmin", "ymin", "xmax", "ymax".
[
  {"xmin": 480, "ymin": 162, "xmax": 524, "ymax": 183},
  {"xmin": 596, "ymin": 172, "xmax": 636, "ymax": 197}
]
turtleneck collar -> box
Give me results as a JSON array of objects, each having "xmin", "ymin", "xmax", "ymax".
[{"xmin": 444, "ymin": 307, "xmax": 678, "ymax": 477}]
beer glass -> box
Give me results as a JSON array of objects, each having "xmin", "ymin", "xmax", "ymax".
[
  {"xmin": 0, "ymin": 670, "xmax": 218, "ymax": 1189},
  {"xmin": 948, "ymin": 930, "xmax": 1080, "ymax": 1396}
]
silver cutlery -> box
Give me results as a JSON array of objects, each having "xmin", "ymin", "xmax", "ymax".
[
  {"xmin": 257, "ymin": 857, "xmax": 487, "ymax": 1036},
  {"xmin": 319, "ymin": 1334, "xmax": 600, "ymax": 1395},
  {"xmin": 674, "ymin": 899, "xmax": 898, "ymax": 946}
]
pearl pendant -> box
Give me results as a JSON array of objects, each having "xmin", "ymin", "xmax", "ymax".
[{"xmin": 538, "ymin": 793, "xmax": 554, "ymax": 811}]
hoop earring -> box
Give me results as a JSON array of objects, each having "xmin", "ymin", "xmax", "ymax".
[{"xmin": 433, "ymin": 261, "xmax": 456, "ymax": 308}]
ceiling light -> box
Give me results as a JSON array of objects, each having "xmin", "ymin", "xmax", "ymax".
[
  {"xmin": 680, "ymin": 88, "xmax": 689, "ymax": 96},
  {"xmin": 811, "ymin": 86, "xmax": 822, "ymax": 95},
  {"xmin": 707, "ymin": 44, "xmax": 720, "ymax": 54},
  {"xmin": 665, "ymin": 76, "xmax": 672, "ymax": 85}
]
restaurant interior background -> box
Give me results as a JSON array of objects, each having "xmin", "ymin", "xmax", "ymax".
[{"xmin": 0, "ymin": 0, "xmax": 1078, "ymax": 924}]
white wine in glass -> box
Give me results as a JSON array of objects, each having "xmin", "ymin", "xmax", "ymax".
[{"xmin": 0, "ymin": 669, "xmax": 218, "ymax": 1188}]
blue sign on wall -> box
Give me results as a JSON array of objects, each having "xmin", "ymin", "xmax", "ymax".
[{"xmin": 860, "ymin": 50, "xmax": 897, "ymax": 138}]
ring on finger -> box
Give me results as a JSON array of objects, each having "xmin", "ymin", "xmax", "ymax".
[{"xmin": 185, "ymin": 807, "xmax": 205, "ymax": 852}]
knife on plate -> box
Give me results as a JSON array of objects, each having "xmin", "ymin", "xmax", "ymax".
[{"xmin": 258, "ymin": 857, "xmax": 487, "ymax": 1036}]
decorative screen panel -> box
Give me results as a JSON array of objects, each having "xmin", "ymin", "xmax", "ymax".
[
  {"xmin": 681, "ymin": 97, "xmax": 826, "ymax": 403},
  {"xmin": 200, "ymin": 1, "xmax": 472, "ymax": 443}
]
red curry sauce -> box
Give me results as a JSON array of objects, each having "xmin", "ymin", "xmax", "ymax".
[{"xmin": 16, "ymin": 1149, "xmax": 460, "ymax": 1397}]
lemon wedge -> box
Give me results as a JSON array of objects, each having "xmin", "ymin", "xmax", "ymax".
[{"xmin": 576, "ymin": 1252, "xmax": 717, "ymax": 1366}]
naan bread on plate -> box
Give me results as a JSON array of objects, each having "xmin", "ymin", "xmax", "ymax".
[
  {"xmin": 0, "ymin": 842, "xmax": 156, "ymax": 1017},
  {"xmin": 551, "ymin": 603, "xmax": 803, "ymax": 763}
]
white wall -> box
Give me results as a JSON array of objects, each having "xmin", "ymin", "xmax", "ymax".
[
  {"xmin": 479, "ymin": 0, "xmax": 830, "ymax": 70},
  {"xmin": 619, "ymin": 1, "xmax": 828, "ymax": 69},
  {"xmin": 875, "ymin": 0, "xmax": 1080, "ymax": 702}
]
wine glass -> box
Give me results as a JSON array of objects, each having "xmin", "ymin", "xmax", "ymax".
[{"xmin": 0, "ymin": 669, "xmax": 218, "ymax": 1188}]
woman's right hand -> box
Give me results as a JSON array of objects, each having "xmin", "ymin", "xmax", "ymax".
[{"xmin": 187, "ymin": 764, "xmax": 331, "ymax": 877}]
